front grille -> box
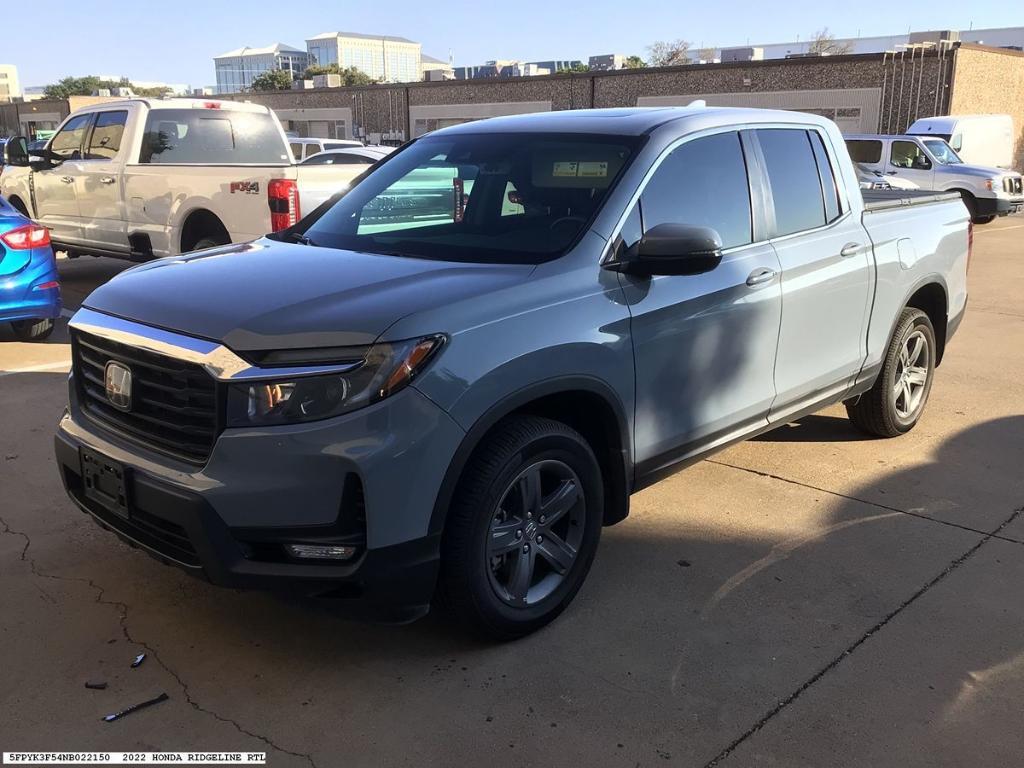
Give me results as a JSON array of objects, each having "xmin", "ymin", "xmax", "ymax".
[
  {"xmin": 1005, "ymin": 176, "xmax": 1023, "ymax": 195},
  {"xmin": 72, "ymin": 329, "xmax": 220, "ymax": 464}
]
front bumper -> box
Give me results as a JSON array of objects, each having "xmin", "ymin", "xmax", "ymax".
[
  {"xmin": 55, "ymin": 383, "xmax": 466, "ymax": 622},
  {"xmin": 975, "ymin": 195, "xmax": 1024, "ymax": 217}
]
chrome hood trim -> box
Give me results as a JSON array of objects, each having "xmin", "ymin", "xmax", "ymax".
[{"xmin": 69, "ymin": 307, "xmax": 361, "ymax": 382}]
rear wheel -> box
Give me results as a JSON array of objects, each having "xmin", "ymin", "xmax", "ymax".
[
  {"xmin": 846, "ymin": 307, "xmax": 936, "ymax": 437},
  {"xmin": 974, "ymin": 215, "xmax": 996, "ymax": 225},
  {"xmin": 436, "ymin": 415, "xmax": 603, "ymax": 640},
  {"xmin": 11, "ymin": 318, "xmax": 55, "ymax": 342},
  {"xmin": 189, "ymin": 236, "xmax": 229, "ymax": 252}
]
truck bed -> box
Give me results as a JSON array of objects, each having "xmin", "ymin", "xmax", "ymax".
[{"xmin": 862, "ymin": 189, "xmax": 963, "ymax": 213}]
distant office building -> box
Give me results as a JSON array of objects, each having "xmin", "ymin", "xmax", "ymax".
[
  {"xmin": 713, "ymin": 25, "xmax": 1024, "ymax": 60},
  {"xmin": 421, "ymin": 53, "xmax": 454, "ymax": 81},
  {"xmin": 514, "ymin": 63, "xmax": 551, "ymax": 77},
  {"xmin": 589, "ymin": 54, "xmax": 626, "ymax": 70},
  {"xmin": 528, "ymin": 60, "xmax": 584, "ymax": 73},
  {"xmin": 0, "ymin": 65, "xmax": 21, "ymax": 103},
  {"xmin": 306, "ymin": 32, "xmax": 421, "ymax": 83},
  {"xmin": 454, "ymin": 59, "xmax": 583, "ymax": 79},
  {"xmin": 214, "ymin": 43, "xmax": 311, "ymax": 94}
]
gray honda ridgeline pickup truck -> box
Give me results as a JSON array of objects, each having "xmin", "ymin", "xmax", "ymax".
[{"xmin": 57, "ymin": 107, "xmax": 970, "ymax": 638}]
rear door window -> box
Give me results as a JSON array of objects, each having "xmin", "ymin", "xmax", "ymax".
[
  {"xmin": 757, "ymin": 128, "xmax": 827, "ymax": 237},
  {"xmin": 139, "ymin": 109, "xmax": 291, "ymax": 164},
  {"xmin": 640, "ymin": 131, "xmax": 753, "ymax": 250},
  {"xmin": 85, "ymin": 111, "xmax": 128, "ymax": 160}
]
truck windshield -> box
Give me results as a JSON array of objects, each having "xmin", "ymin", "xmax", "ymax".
[
  {"xmin": 923, "ymin": 139, "xmax": 963, "ymax": 165},
  {"xmin": 299, "ymin": 132, "xmax": 641, "ymax": 264}
]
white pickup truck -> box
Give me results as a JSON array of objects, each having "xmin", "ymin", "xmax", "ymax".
[{"xmin": 0, "ymin": 98, "xmax": 365, "ymax": 259}]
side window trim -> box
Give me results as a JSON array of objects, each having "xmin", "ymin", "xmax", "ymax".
[{"xmin": 601, "ymin": 126, "xmax": 759, "ymax": 265}]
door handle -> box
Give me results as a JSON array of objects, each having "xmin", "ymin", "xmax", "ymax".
[
  {"xmin": 840, "ymin": 242, "xmax": 863, "ymax": 258},
  {"xmin": 746, "ymin": 267, "xmax": 778, "ymax": 287},
  {"xmin": 60, "ymin": 176, "xmax": 74, "ymax": 184},
  {"xmin": 99, "ymin": 176, "xmax": 115, "ymax": 185},
  {"xmin": 886, "ymin": 171, "xmax": 897, "ymax": 175}
]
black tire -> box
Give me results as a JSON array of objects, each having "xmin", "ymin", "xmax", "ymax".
[
  {"xmin": 11, "ymin": 318, "xmax": 55, "ymax": 342},
  {"xmin": 846, "ymin": 307, "xmax": 936, "ymax": 437},
  {"xmin": 189, "ymin": 236, "xmax": 229, "ymax": 252},
  {"xmin": 436, "ymin": 415, "xmax": 603, "ymax": 640},
  {"xmin": 974, "ymin": 215, "xmax": 996, "ymax": 225},
  {"xmin": 8, "ymin": 197, "xmax": 30, "ymax": 217},
  {"xmin": 958, "ymin": 191, "xmax": 978, "ymax": 221}
]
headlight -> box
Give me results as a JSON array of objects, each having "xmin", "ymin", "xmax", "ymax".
[{"xmin": 225, "ymin": 335, "xmax": 445, "ymax": 427}]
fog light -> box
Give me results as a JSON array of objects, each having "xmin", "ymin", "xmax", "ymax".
[{"xmin": 285, "ymin": 543, "xmax": 358, "ymax": 561}]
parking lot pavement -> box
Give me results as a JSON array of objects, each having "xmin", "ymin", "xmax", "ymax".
[{"xmin": 1, "ymin": 219, "xmax": 1022, "ymax": 766}]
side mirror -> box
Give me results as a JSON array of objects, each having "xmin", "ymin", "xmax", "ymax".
[
  {"xmin": 913, "ymin": 155, "xmax": 931, "ymax": 170},
  {"xmin": 4, "ymin": 136, "xmax": 30, "ymax": 167},
  {"xmin": 609, "ymin": 223, "xmax": 724, "ymax": 277}
]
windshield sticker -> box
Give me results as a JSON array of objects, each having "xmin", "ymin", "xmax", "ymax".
[{"xmin": 552, "ymin": 161, "xmax": 579, "ymax": 177}]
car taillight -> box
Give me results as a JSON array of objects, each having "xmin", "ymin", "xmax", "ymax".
[
  {"xmin": 268, "ymin": 178, "xmax": 300, "ymax": 232},
  {"xmin": 966, "ymin": 220, "xmax": 974, "ymax": 274},
  {"xmin": 1, "ymin": 224, "xmax": 51, "ymax": 250}
]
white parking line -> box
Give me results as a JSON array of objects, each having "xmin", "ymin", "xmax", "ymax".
[{"xmin": 0, "ymin": 360, "xmax": 71, "ymax": 377}]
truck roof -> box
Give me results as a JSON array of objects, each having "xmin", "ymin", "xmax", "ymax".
[
  {"xmin": 71, "ymin": 97, "xmax": 271, "ymax": 114},
  {"xmin": 431, "ymin": 106, "xmax": 839, "ymax": 136}
]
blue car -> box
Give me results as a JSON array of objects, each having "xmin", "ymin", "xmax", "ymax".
[{"xmin": 0, "ymin": 195, "xmax": 60, "ymax": 341}]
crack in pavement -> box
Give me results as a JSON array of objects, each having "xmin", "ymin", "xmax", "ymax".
[
  {"xmin": 706, "ymin": 458, "xmax": 1024, "ymax": 546},
  {"xmin": 0, "ymin": 515, "xmax": 320, "ymax": 768},
  {"xmin": 701, "ymin": 504, "xmax": 1024, "ymax": 768}
]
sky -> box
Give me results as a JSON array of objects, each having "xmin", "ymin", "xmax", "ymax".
[{"xmin": 4, "ymin": 0, "xmax": 1021, "ymax": 89}]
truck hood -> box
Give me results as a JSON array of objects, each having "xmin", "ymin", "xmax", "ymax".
[
  {"xmin": 942, "ymin": 163, "xmax": 1020, "ymax": 180},
  {"xmin": 82, "ymin": 239, "xmax": 535, "ymax": 351}
]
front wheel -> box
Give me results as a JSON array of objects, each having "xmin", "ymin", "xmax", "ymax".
[
  {"xmin": 974, "ymin": 215, "xmax": 996, "ymax": 225},
  {"xmin": 846, "ymin": 307, "xmax": 936, "ymax": 437},
  {"xmin": 11, "ymin": 318, "xmax": 55, "ymax": 342},
  {"xmin": 436, "ymin": 415, "xmax": 603, "ymax": 640}
]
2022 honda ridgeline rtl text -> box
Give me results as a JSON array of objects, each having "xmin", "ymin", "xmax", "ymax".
[{"xmin": 55, "ymin": 107, "xmax": 969, "ymax": 638}]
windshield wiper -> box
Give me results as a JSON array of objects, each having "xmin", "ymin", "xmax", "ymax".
[{"xmin": 291, "ymin": 233, "xmax": 317, "ymax": 247}]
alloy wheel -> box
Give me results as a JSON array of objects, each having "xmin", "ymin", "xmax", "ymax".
[
  {"xmin": 893, "ymin": 329, "xmax": 929, "ymax": 419},
  {"xmin": 486, "ymin": 459, "xmax": 586, "ymax": 607}
]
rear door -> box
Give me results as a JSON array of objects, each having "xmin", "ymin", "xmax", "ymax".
[
  {"xmin": 756, "ymin": 127, "xmax": 874, "ymax": 421},
  {"xmin": 32, "ymin": 113, "xmax": 92, "ymax": 244},
  {"xmin": 76, "ymin": 109, "xmax": 131, "ymax": 253},
  {"xmin": 622, "ymin": 129, "xmax": 783, "ymax": 470}
]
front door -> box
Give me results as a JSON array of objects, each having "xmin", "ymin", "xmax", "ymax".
[
  {"xmin": 622, "ymin": 130, "xmax": 782, "ymax": 472},
  {"xmin": 753, "ymin": 127, "xmax": 874, "ymax": 421},
  {"xmin": 886, "ymin": 139, "xmax": 935, "ymax": 189},
  {"xmin": 31, "ymin": 113, "xmax": 92, "ymax": 244},
  {"xmin": 76, "ymin": 109, "xmax": 129, "ymax": 253}
]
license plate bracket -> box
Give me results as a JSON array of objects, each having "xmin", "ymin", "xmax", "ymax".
[{"xmin": 81, "ymin": 449, "xmax": 130, "ymax": 521}]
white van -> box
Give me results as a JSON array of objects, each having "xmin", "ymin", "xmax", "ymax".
[{"xmin": 907, "ymin": 115, "xmax": 1014, "ymax": 169}]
